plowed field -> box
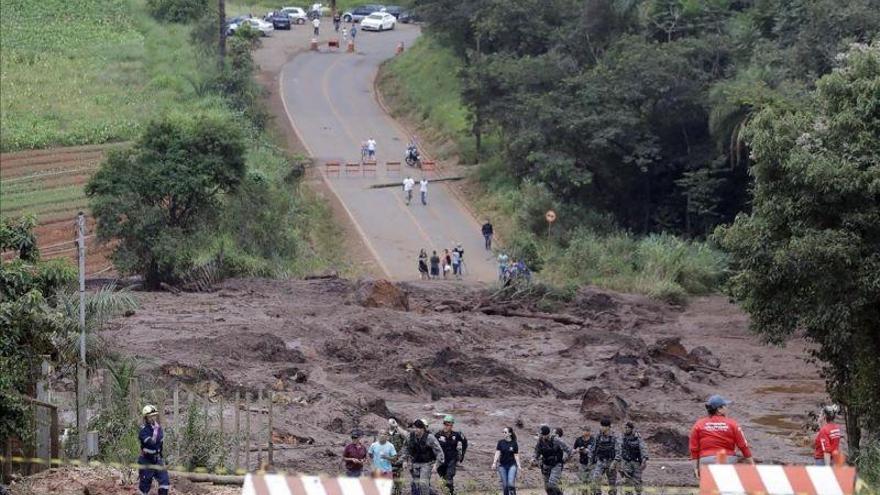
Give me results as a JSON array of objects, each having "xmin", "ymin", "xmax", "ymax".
[{"xmin": 0, "ymin": 144, "xmax": 123, "ymax": 275}]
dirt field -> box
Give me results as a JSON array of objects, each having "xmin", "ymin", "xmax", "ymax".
[
  {"xmin": 96, "ymin": 277, "xmax": 829, "ymax": 490},
  {"xmin": 0, "ymin": 144, "xmax": 120, "ymax": 274}
]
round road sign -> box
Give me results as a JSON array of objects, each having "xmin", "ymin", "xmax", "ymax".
[{"xmin": 545, "ymin": 210, "xmax": 557, "ymax": 223}]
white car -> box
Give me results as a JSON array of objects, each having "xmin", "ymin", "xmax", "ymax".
[
  {"xmin": 228, "ymin": 17, "xmax": 275, "ymax": 36},
  {"xmin": 281, "ymin": 6, "xmax": 308, "ymax": 24},
  {"xmin": 360, "ymin": 12, "xmax": 395, "ymax": 31}
]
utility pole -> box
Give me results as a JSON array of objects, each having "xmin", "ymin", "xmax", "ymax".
[
  {"xmin": 76, "ymin": 212, "xmax": 88, "ymax": 462},
  {"xmin": 218, "ymin": 0, "xmax": 226, "ymax": 69}
]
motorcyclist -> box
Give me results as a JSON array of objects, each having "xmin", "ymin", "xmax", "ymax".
[{"xmin": 405, "ymin": 141, "xmax": 421, "ymax": 167}]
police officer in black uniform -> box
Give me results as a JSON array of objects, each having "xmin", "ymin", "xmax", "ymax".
[
  {"xmin": 588, "ymin": 418, "xmax": 621, "ymax": 495},
  {"xmin": 573, "ymin": 425, "xmax": 596, "ymax": 495},
  {"xmin": 620, "ymin": 422, "xmax": 648, "ymax": 495},
  {"xmin": 435, "ymin": 415, "xmax": 468, "ymax": 495},
  {"xmin": 532, "ymin": 425, "xmax": 572, "ymax": 495},
  {"xmin": 403, "ymin": 419, "xmax": 445, "ymax": 495}
]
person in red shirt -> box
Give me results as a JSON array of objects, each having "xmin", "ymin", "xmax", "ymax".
[
  {"xmin": 814, "ymin": 405, "xmax": 843, "ymax": 465},
  {"xmin": 343, "ymin": 430, "xmax": 368, "ymax": 477},
  {"xmin": 689, "ymin": 395, "xmax": 754, "ymax": 476}
]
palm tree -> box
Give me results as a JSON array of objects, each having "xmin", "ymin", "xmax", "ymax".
[{"xmin": 54, "ymin": 283, "xmax": 138, "ymax": 369}]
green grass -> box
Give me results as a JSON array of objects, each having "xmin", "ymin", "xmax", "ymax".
[{"xmin": 0, "ymin": 0, "xmax": 210, "ymax": 152}]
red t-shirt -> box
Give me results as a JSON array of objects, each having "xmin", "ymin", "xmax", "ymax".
[
  {"xmin": 689, "ymin": 414, "xmax": 752, "ymax": 459},
  {"xmin": 344, "ymin": 442, "xmax": 367, "ymax": 471},
  {"xmin": 814, "ymin": 423, "xmax": 842, "ymax": 459}
]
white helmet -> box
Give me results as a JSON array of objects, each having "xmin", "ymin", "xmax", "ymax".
[{"xmin": 142, "ymin": 404, "xmax": 159, "ymax": 417}]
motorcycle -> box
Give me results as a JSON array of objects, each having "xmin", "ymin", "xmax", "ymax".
[{"xmin": 405, "ymin": 145, "xmax": 421, "ymax": 168}]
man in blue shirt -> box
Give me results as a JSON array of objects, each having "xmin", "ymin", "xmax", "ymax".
[
  {"xmin": 369, "ymin": 431, "xmax": 398, "ymax": 476},
  {"xmin": 138, "ymin": 404, "xmax": 170, "ymax": 495}
]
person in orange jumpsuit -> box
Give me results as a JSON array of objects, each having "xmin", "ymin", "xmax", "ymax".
[
  {"xmin": 814, "ymin": 405, "xmax": 843, "ymax": 466},
  {"xmin": 689, "ymin": 395, "xmax": 754, "ymax": 476}
]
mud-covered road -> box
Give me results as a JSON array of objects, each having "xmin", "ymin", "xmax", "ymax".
[{"xmin": 102, "ymin": 279, "xmax": 829, "ymax": 488}]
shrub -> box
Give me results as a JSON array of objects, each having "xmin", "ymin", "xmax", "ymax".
[
  {"xmin": 508, "ymin": 235, "xmax": 543, "ymax": 273},
  {"xmin": 147, "ymin": 0, "xmax": 209, "ymax": 22},
  {"xmin": 171, "ymin": 400, "xmax": 227, "ymax": 472}
]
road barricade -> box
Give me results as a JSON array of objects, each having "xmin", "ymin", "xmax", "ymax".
[
  {"xmin": 385, "ymin": 161, "xmax": 401, "ymax": 177},
  {"xmin": 242, "ymin": 474, "xmax": 392, "ymax": 495},
  {"xmin": 699, "ymin": 464, "xmax": 856, "ymax": 495},
  {"xmin": 363, "ymin": 160, "xmax": 377, "ymax": 176},
  {"xmin": 345, "ymin": 162, "xmax": 361, "ymax": 177},
  {"xmin": 328, "ymin": 38, "xmax": 339, "ymax": 51},
  {"xmin": 325, "ymin": 161, "xmax": 340, "ymax": 177},
  {"xmin": 421, "ymin": 160, "xmax": 436, "ymax": 173}
]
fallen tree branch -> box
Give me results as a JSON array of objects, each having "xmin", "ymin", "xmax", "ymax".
[
  {"xmin": 477, "ymin": 306, "xmax": 585, "ymax": 326},
  {"xmin": 170, "ymin": 471, "xmax": 243, "ymax": 485}
]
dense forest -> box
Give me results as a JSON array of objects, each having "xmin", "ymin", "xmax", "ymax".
[{"xmin": 412, "ymin": 0, "xmax": 880, "ymax": 236}]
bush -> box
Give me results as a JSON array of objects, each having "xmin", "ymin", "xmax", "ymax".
[
  {"xmin": 858, "ymin": 439, "xmax": 880, "ymax": 489},
  {"xmin": 147, "ymin": 0, "xmax": 208, "ymax": 22},
  {"xmin": 508, "ymin": 235, "xmax": 543, "ymax": 273},
  {"xmin": 170, "ymin": 400, "xmax": 227, "ymax": 472}
]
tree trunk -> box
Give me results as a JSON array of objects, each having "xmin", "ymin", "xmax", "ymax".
[
  {"xmin": 218, "ymin": 0, "xmax": 226, "ymax": 69},
  {"xmin": 844, "ymin": 406, "xmax": 861, "ymax": 459}
]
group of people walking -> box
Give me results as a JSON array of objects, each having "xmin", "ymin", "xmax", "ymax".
[{"xmin": 418, "ymin": 245, "xmax": 465, "ymax": 279}]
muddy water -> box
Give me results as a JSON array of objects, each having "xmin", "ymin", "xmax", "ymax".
[{"xmin": 754, "ymin": 381, "xmax": 825, "ymax": 395}]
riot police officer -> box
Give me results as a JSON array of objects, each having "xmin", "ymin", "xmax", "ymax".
[
  {"xmin": 403, "ymin": 419, "xmax": 445, "ymax": 495},
  {"xmin": 620, "ymin": 422, "xmax": 648, "ymax": 495},
  {"xmin": 588, "ymin": 418, "xmax": 621, "ymax": 495},
  {"xmin": 532, "ymin": 425, "xmax": 572, "ymax": 495},
  {"xmin": 435, "ymin": 415, "xmax": 468, "ymax": 495},
  {"xmin": 573, "ymin": 425, "xmax": 596, "ymax": 495}
]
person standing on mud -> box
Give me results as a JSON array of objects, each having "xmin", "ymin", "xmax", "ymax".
[
  {"xmin": 435, "ymin": 415, "xmax": 468, "ymax": 495},
  {"xmin": 430, "ymin": 251, "xmax": 441, "ymax": 279},
  {"xmin": 573, "ymin": 425, "xmax": 596, "ymax": 495},
  {"xmin": 619, "ymin": 422, "xmax": 648, "ymax": 495},
  {"xmin": 343, "ymin": 430, "xmax": 368, "ymax": 477},
  {"xmin": 689, "ymin": 394, "xmax": 753, "ymax": 475},
  {"xmin": 588, "ymin": 418, "xmax": 621, "ymax": 495},
  {"xmin": 532, "ymin": 425, "xmax": 572, "ymax": 495},
  {"xmin": 419, "ymin": 249, "xmax": 429, "ymax": 280},
  {"xmin": 814, "ymin": 405, "xmax": 843, "ymax": 466},
  {"xmin": 492, "ymin": 427, "xmax": 522, "ymax": 495},
  {"xmin": 388, "ymin": 418, "xmax": 409, "ymax": 495},
  {"xmin": 403, "ymin": 419, "xmax": 444, "ymax": 495}
]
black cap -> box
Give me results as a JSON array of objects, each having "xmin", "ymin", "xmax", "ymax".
[
  {"xmin": 351, "ymin": 430, "xmax": 362, "ymax": 438},
  {"xmin": 412, "ymin": 419, "xmax": 426, "ymax": 429},
  {"xmin": 540, "ymin": 425, "xmax": 551, "ymax": 436},
  {"xmin": 625, "ymin": 422, "xmax": 634, "ymax": 429},
  {"xmin": 600, "ymin": 417, "xmax": 611, "ymax": 427}
]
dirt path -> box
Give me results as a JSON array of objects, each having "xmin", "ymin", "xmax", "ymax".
[{"xmin": 100, "ymin": 278, "xmax": 830, "ymax": 488}]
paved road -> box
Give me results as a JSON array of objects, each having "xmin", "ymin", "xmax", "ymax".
[{"xmin": 280, "ymin": 24, "xmax": 497, "ymax": 282}]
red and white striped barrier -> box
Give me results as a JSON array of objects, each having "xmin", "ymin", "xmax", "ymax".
[
  {"xmin": 700, "ymin": 465, "xmax": 857, "ymax": 495},
  {"xmin": 242, "ymin": 475, "xmax": 393, "ymax": 495}
]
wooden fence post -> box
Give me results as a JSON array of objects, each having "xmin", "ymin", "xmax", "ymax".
[
  {"xmin": 173, "ymin": 384, "xmax": 180, "ymax": 461},
  {"xmin": 129, "ymin": 377, "xmax": 140, "ymax": 423},
  {"xmin": 244, "ymin": 391, "xmax": 251, "ymax": 471},
  {"xmin": 267, "ymin": 391, "xmax": 274, "ymax": 467},
  {"xmin": 234, "ymin": 390, "xmax": 241, "ymax": 472},
  {"xmin": 255, "ymin": 389, "xmax": 263, "ymax": 470}
]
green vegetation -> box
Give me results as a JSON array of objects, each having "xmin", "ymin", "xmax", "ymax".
[{"xmin": 716, "ymin": 42, "xmax": 880, "ymax": 461}]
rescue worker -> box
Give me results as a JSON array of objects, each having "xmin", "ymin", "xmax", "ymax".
[
  {"xmin": 573, "ymin": 425, "xmax": 596, "ymax": 495},
  {"xmin": 403, "ymin": 419, "xmax": 445, "ymax": 495},
  {"xmin": 689, "ymin": 395, "xmax": 754, "ymax": 477},
  {"xmin": 814, "ymin": 405, "xmax": 843, "ymax": 466},
  {"xmin": 138, "ymin": 405, "xmax": 170, "ymax": 495},
  {"xmin": 620, "ymin": 422, "xmax": 648, "ymax": 495},
  {"xmin": 532, "ymin": 425, "xmax": 572, "ymax": 495},
  {"xmin": 388, "ymin": 418, "xmax": 408, "ymax": 495},
  {"xmin": 588, "ymin": 418, "xmax": 621, "ymax": 495},
  {"xmin": 435, "ymin": 415, "xmax": 468, "ymax": 495}
]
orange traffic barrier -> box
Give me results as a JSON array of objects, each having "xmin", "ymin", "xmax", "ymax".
[
  {"xmin": 347, "ymin": 41, "xmax": 355, "ymax": 53},
  {"xmin": 421, "ymin": 160, "xmax": 436, "ymax": 172},
  {"xmin": 345, "ymin": 162, "xmax": 361, "ymax": 177},
  {"xmin": 700, "ymin": 463, "xmax": 856, "ymax": 495},
  {"xmin": 363, "ymin": 160, "xmax": 377, "ymax": 176},
  {"xmin": 328, "ymin": 38, "xmax": 339, "ymax": 50},
  {"xmin": 385, "ymin": 161, "xmax": 401, "ymax": 176},
  {"xmin": 325, "ymin": 161, "xmax": 341, "ymax": 177},
  {"xmin": 310, "ymin": 38, "xmax": 319, "ymax": 51}
]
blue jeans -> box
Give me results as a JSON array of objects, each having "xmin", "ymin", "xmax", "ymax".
[
  {"xmin": 497, "ymin": 464, "xmax": 517, "ymax": 495},
  {"xmin": 815, "ymin": 459, "xmax": 827, "ymax": 466},
  {"xmin": 699, "ymin": 455, "xmax": 738, "ymax": 465}
]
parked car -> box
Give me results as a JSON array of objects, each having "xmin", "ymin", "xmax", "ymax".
[
  {"xmin": 280, "ymin": 6, "xmax": 308, "ymax": 24},
  {"xmin": 383, "ymin": 5, "xmax": 403, "ymax": 18},
  {"xmin": 360, "ymin": 11, "xmax": 395, "ymax": 30},
  {"xmin": 227, "ymin": 17, "xmax": 274, "ymax": 36},
  {"xmin": 342, "ymin": 4, "xmax": 384, "ymax": 22},
  {"xmin": 265, "ymin": 12, "xmax": 292, "ymax": 29},
  {"xmin": 398, "ymin": 9, "xmax": 420, "ymax": 23}
]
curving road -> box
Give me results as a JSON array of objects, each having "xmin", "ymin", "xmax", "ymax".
[{"xmin": 279, "ymin": 24, "xmax": 496, "ymax": 282}]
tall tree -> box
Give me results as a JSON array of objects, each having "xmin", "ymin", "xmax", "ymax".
[{"xmin": 716, "ymin": 42, "xmax": 880, "ymax": 454}]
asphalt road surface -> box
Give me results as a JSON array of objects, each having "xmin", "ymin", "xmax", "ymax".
[{"xmin": 279, "ymin": 24, "xmax": 497, "ymax": 282}]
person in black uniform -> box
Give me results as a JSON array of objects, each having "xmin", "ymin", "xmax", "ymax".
[
  {"xmin": 620, "ymin": 422, "xmax": 648, "ymax": 495},
  {"xmin": 588, "ymin": 418, "xmax": 621, "ymax": 495},
  {"xmin": 573, "ymin": 425, "xmax": 596, "ymax": 495},
  {"xmin": 435, "ymin": 415, "xmax": 468, "ymax": 495},
  {"xmin": 138, "ymin": 405, "xmax": 170, "ymax": 495},
  {"xmin": 532, "ymin": 425, "xmax": 572, "ymax": 495},
  {"xmin": 403, "ymin": 419, "xmax": 445, "ymax": 495}
]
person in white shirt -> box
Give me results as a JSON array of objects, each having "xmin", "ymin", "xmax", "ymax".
[
  {"xmin": 312, "ymin": 17, "xmax": 320, "ymax": 36},
  {"xmin": 367, "ymin": 138, "xmax": 377, "ymax": 160},
  {"xmin": 419, "ymin": 178, "xmax": 428, "ymax": 205},
  {"xmin": 403, "ymin": 176, "xmax": 415, "ymax": 205}
]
